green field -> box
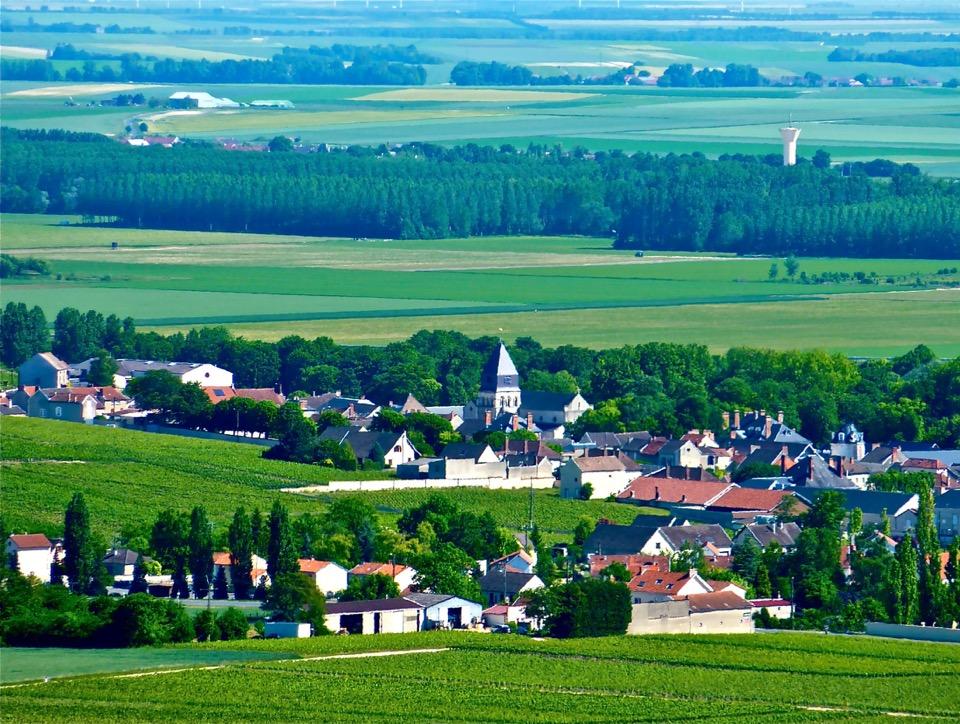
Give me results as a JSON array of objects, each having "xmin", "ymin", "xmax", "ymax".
[
  {"xmin": 3, "ymin": 213, "xmax": 959, "ymax": 355},
  {"xmin": 3, "ymin": 632, "xmax": 959, "ymax": 721},
  {"xmin": 0, "ymin": 418, "xmax": 647, "ymax": 542}
]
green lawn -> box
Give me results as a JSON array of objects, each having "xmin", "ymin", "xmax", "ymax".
[{"xmin": 3, "ymin": 632, "xmax": 959, "ymax": 720}]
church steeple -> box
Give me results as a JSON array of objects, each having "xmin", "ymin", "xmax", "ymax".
[{"xmin": 473, "ymin": 342, "xmax": 521, "ymax": 417}]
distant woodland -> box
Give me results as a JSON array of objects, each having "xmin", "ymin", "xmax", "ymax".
[
  {"xmin": 2, "ymin": 129, "xmax": 958, "ymax": 259},
  {"xmin": 828, "ymin": 47, "xmax": 960, "ymax": 67},
  {"xmin": 1, "ymin": 44, "xmax": 434, "ymax": 85}
]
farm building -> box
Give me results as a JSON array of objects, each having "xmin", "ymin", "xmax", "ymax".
[
  {"xmin": 325, "ymin": 598, "xmax": 424, "ymax": 635},
  {"xmin": 299, "ymin": 558, "xmax": 348, "ymax": 596},
  {"xmin": 168, "ymin": 91, "xmax": 239, "ymax": 109},
  {"xmin": 18, "ymin": 352, "xmax": 69, "ymax": 389},
  {"xmin": 404, "ymin": 593, "xmax": 483, "ymax": 629},
  {"xmin": 113, "ymin": 360, "xmax": 234, "ymax": 389},
  {"xmin": 6, "ymin": 534, "xmax": 55, "ymax": 583},
  {"xmin": 250, "ymin": 99, "xmax": 295, "ymax": 109}
]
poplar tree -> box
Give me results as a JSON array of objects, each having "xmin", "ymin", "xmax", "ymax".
[
  {"xmin": 895, "ymin": 536, "xmax": 919, "ymax": 624},
  {"xmin": 187, "ymin": 506, "xmax": 214, "ymax": 599},
  {"xmin": 267, "ymin": 500, "xmax": 298, "ymax": 582},
  {"xmin": 63, "ymin": 492, "xmax": 96, "ymax": 593},
  {"xmin": 228, "ymin": 507, "xmax": 255, "ymax": 601}
]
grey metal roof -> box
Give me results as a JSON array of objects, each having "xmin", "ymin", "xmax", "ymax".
[
  {"xmin": 326, "ymin": 597, "xmax": 423, "ymax": 614},
  {"xmin": 656, "ymin": 524, "xmax": 732, "ymax": 550}
]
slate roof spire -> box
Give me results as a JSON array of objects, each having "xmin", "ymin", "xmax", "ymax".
[{"xmin": 480, "ymin": 342, "xmax": 520, "ymax": 394}]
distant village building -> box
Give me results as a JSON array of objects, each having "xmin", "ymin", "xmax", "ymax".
[
  {"xmin": 831, "ymin": 423, "xmax": 866, "ymax": 461},
  {"xmin": 6, "ymin": 534, "xmax": 54, "ymax": 583},
  {"xmin": 18, "ymin": 353, "xmax": 69, "ymax": 389},
  {"xmin": 168, "ymin": 91, "xmax": 239, "ymax": 109},
  {"xmin": 317, "ymin": 427, "xmax": 417, "ymax": 468},
  {"xmin": 112, "ymin": 360, "xmax": 234, "ymax": 390}
]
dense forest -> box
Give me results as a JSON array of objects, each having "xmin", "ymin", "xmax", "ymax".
[
  {"xmin": 828, "ymin": 47, "xmax": 960, "ymax": 67},
  {"xmin": 657, "ymin": 63, "xmax": 764, "ymax": 87},
  {"xmin": 1, "ymin": 44, "xmax": 432, "ymax": 85},
  {"xmin": 2, "ymin": 129, "xmax": 958, "ymax": 259},
  {"xmin": 3, "ymin": 302, "xmax": 958, "ymax": 449}
]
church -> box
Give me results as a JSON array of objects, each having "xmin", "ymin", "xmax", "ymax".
[{"xmin": 463, "ymin": 342, "xmax": 592, "ymax": 440}]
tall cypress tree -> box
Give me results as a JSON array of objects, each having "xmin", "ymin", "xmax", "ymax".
[
  {"xmin": 267, "ymin": 500, "xmax": 298, "ymax": 582},
  {"xmin": 895, "ymin": 536, "xmax": 919, "ymax": 624},
  {"xmin": 229, "ymin": 506, "xmax": 255, "ymax": 601},
  {"xmin": 188, "ymin": 506, "xmax": 214, "ymax": 599},
  {"xmin": 63, "ymin": 492, "xmax": 95, "ymax": 593}
]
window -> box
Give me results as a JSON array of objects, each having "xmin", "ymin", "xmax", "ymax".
[
  {"xmin": 55, "ymin": 406, "xmax": 62, "ymax": 418},
  {"xmin": 393, "ymin": 445, "xmax": 401, "ymax": 453}
]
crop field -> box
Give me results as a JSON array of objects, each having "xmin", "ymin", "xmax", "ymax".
[
  {"xmin": 3, "ymin": 632, "xmax": 959, "ymax": 721},
  {"xmin": 0, "ymin": 418, "xmax": 637, "ymax": 542},
  {"xmin": 4, "ymin": 214, "xmax": 959, "ymax": 355}
]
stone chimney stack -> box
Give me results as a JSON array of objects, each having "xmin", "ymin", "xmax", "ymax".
[
  {"xmin": 526, "ymin": 412, "xmax": 534, "ymax": 430},
  {"xmin": 512, "ymin": 415, "xmax": 519, "ymax": 432},
  {"xmin": 733, "ymin": 409, "xmax": 741, "ymax": 429},
  {"xmin": 764, "ymin": 415, "xmax": 773, "ymax": 440},
  {"xmin": 777, "ymin": 410, "xmax": 784, "ymax": 424},
  {"xmin": 484, "ymin": 410, "xmax": 492, "ymax": 426},
  {"xmin": 654, "ymin": 486, "xmax": 661, "ymax": 501},
  {"xmin": 722, "ymin": 411, "xmax": 730, "ymax": 430}
]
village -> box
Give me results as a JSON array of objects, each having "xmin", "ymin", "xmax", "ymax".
[{"xmin": 5, "ymin": 342, "xmax": 959, "ymax": 641}]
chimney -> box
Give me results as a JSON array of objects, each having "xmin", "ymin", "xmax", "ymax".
[
  {"xmin": 730, "ymin": 428, "xmax": 737, "ymax": 441},
  {"xmin": 837, "ymin": 458, "xmax": 844, "ymax": 478},
  {"xmin": 526, "ymin": 412, "xmax": 534, "ymax": 430},
  {"xmin": 777, "ymin": 410, "xmax": 784, "ymax": 424},
  {"xmin": 872, "ymin": 442, "xmax": 880, "ymax": 451},
  {"xmin": 680, "ymin": 494, "xmax": 687, "ymax": 503},
  {"xmin": 654, "ymin": 486, "xmax": 661, "ymax": 501},
  {"xmin": 684, "ymin": 467, "xmax": 690, "ymax": 480},
  {"xmin": 780, "ymin": 450, "xmax": 787, "ymax": 475},
  {"xmin": 733, "ymin": 409, "xmax": 741, "ymax": 429},
  {"xmin": 512, "ymin": 415, "xmax": 519, "ymax": 432},
  {"xmin": 722, "ymin": 411, "xmax": 731, "ymax": 429},
  {"xmin": 892, "ymin": 445, "xmax": 902, "ymax": 462},
  {"xmin": 807, "ymin": 459, "xmax": 814, "ymax": 481},
  {"xmin": 484, "ymin": 409, "xmax": 492, "ymax": 426},
  {"xmin": 764, "ymin": 415, "xmax": 772, "ymax": 439},
  {"xmin": 760, "ymin": 409, "xmax": 766, "ymax": 419},
  {"xmin": 703, "ymin": 429, "xmax": 712, "ymax": 439}
]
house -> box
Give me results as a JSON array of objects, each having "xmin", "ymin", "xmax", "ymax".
[
  {"xmin": 733, "ymin": 522, "xmax": 802, "ymax": 551},
  {"xmin": 935, "ymin": 489, "xmax": 960, "ymax": 543},
  {"xmin": 425, "ymin": 405, "xmax": 464, "ymax": 430},
  {"xmin": 430, "ymin": 442, "xmax": 503, "ymax": 479},
  {"xmin": 789, "ymin": 455, "xmax": 857, "ymax": 489},
  {"xmin": 114, "ymin": 359, "xmax": 233, "ymax": 390},
  {"xmin": 588, "ymin": 553, "xmax": 670, "ymax": 578},
  {"xmin": 298, "ymin": 559, "xmax": 348, "ymax": 596},
  {"xmin": 392, "ymin": 394, "xmax": 427, "ymax": 415},
  {"xmin": 581, "ymin": 515, "xmax": 666, "ymax": 557},
  {"xmin": 27, "ymin": 388, "xmax": 98, "ymax": 422},
  {"xmin": 797, "ymin": 489, "xmax": 919, "ymax": 536},
  {"xmin": 503, "ymin": 439, "xmax": 562, "ymax": 465},
  {"xmin": 317, "ymin": 427, "xmax": 417, "ymax": 468},
  {"xmin": 655, "ymin": 439, "xmax": 708, "ymax": 469},
  {"xmin": 102, "ymin": 548, "xmax": 142, "ymax": 577},
  {"xmin": 858, "ymin": 445, "xmax": 907, "ymax": 467},
  {"xmin": 642, "ymin": 524, "xmax": 733, "ymax": 557},
  {"xmin": 348, "ymin": 562, "xmax": 418, "ymax": 593},
  {"xmin": 478, "ymin": 569, "xmax": 543, "ymax": 606},
  {"xmin": 488, "ymin": 549, "xmax": 536, "ymax": 574},
  {"xmin": 6, "ymin": 534, "xmax": 54, "ymax": 583},
  {"xmin": 686, "ymin": 591, "xmax": 755, "ymax": 633},
  {"xmin": 559, "ymin": 454, "xmax": 640, "ymax": 499},
  {"xmin": 831, "ymin": 423, "xmax": 866, "ymax": 461},
  {"xmin": 724, "ymin": 409, "xmax": 811, "ymax": 446},
  {"xmin": 518, "ymin": 389, "xmax": 592, "ymax": 431},
  {"xmin": 404, "ymin": 593, "xmax": 483, "ymax": 629},
  {"xmin": 750, "ymin": 598, "xmax": 794, "ymax": 620},
  {"xmin": 617, "ymin": 477, "xmax": 733, "ymax": 509},
  {"xmin": 211, "ymin": 551, "xmax": 269, "ymax": 589},
  {"xmin": 302, "ymin": 393, "xmax": 380, "ymax": 424},
  {"xmin": 482, "ymin": 598, "xmax": 539, "ymax": 630},
  {"xmin": 325, "ymin": 597, "xmax": 424, "ymax": 635},
  {"xmin": 0, "ymin": 404, "xmax": 26, "ymax": 417},
  {"xmin": 628, "ymin": 568, "xmax": 713, "ymax": 603},
  {"xmin": 18, "ymin": 353, "xmax": 69, "ymax": 389},
  {"xmin": 627, "ymin": 591, "xmax": 754, "ymax": 635}
]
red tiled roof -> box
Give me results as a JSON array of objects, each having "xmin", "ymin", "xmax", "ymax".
[
  {"xmin": 212, "ymin": 551, "xmax": 232, "ymax": 566},
  {"xmin": 236, "ymin": 388, "xmax": 285, "ymax": 405},
  {"xmin": 299, "ymin": 558, "xmax": 332, "ymax": 574},
  {"xmin": 617, "ymin": 477, "xmax": 731, "ymax": 505},
  {"xmin": 628, "ymin": 569, "xmax": 706, "ymax": 596},
  {"xmin": 8, "ymin": 533, "xmax": 52, "ymax": 550},
  {"xmin": 349, "ymin": 562, "xmax": 407, "ymax": 578},
  {"xmin": 708, "ymin": 488, "xmax": 796, "ymax": 512},
  {"xmin": 750, "ymin": 598, "xmax": 792, "ymax": 607},
  {"xmin": 588, "ymin": 554, "xmax": 669, "ymax": 578}
]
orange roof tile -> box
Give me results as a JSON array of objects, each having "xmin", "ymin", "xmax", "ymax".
[
  {"xmin": 618, "ymin": 477, "xmax": 731, "ymax": 505},
  {"xmin": 8, "ymin": 533, "xmax": 52, "ymax": 550}
]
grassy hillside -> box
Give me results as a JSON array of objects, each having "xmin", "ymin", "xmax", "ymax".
[
  {"xmin": 0, "ymin": 418, "xmax": 652, "ymax": 541},
  {"xmin": 4, "ymin": 632, "xmax": 959, "ymax": 719}
]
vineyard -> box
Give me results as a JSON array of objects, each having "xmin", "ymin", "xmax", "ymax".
[
  {"xmin": 0, "ymin": 419, "xmax": 652, "ymax": 541},
  {"xmin": 4, "ymin": 632, "xmax": 959, "ymax": 721}
]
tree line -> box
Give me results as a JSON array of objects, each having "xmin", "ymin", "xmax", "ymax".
[
  {"xmin": 828, "ymin": 47, "xmax": 960, "ymax": 67},
  {"xmin": 3, "ymin": 302, "xmax": 958, "ymax": 449},
  {"xmin": 3, "ymin": 130, "xmax": 958, "ymax": 259},
  {"xmin": 450, "ymin": 60, "xmax": 650, "ymax": 86},
  {"xmin": 1, "ymin": 43, "xmax": 431, "ymax": 85}
]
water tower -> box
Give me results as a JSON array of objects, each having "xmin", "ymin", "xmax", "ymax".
[{"xmin": 780, "ymin": 125, "xmax": 801, "ymax": 166}]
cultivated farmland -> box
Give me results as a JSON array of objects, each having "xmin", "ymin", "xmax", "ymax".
[
  {"xmin": 3, "ymin": 214, "xmax": 959, "ymax": 355},
  {"xmin": 3, "ymin": 632, "xmax": 959, "ymax": 721}
]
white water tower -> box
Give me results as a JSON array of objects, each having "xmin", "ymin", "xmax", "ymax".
[{"xmin": 780, "ymin": 125, "xmax": 801, "ymax": 166}]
